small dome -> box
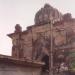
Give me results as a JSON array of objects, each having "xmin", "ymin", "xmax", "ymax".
[{"xmin": 15, "ymin": 24, "xmax": 22, "ymax": 33}]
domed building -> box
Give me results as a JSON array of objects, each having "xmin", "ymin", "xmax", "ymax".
[{"xmin": 0, "ymin": 3, "xmax": 75, "ymax": 75}]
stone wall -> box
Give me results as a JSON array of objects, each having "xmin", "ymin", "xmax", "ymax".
[
  {"xmin": 8, "ymin": 20, "xmax": 75, "ymax": 61},
  {"xmin": 0, "ymin": 63, "xmax": 41, "ymax": 75}
]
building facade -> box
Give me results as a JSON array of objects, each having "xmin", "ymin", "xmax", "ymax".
[{"xmin": 6, "ymin": 4, "xmax": 75, "ymax": 74}]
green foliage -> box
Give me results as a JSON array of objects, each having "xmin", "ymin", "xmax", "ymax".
[
  {"xmin": 69, "ymin": 52, "xmax": 75, "ymax": 71},
  {"xmin": 69, "ymin": 52, "xmax": 75, "ymax": 57}
]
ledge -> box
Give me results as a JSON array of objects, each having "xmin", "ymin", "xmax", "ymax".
[{"xmin": 0, "ymin": 54, "xmax": 44, "ymax": 68}]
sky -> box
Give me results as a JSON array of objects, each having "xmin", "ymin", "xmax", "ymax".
[{"xmin": 0, "ymin": 0, "xmax": 75, "ymax": 56}]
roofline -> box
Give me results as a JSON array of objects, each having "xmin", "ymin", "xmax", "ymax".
[{"xmin": 0, "ymin": 55, "xmax": 44, "ymax": 68}]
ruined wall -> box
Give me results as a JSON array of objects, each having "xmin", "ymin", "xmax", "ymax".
[
  {"xmin": 8, "ymin": 19, "xmax": 75, "ymax": 62},
  {"xmin": 31, "ymin": 23, "xmax": 66, "ymax": 60}
]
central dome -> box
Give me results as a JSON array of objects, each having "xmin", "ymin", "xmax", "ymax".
[{"xmin": 34, "ymin": 4, "xmax": 62, "ymax": 25}]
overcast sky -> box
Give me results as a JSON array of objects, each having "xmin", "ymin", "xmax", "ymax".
[{"xmin": 0, "ymin": 0, "xmax": 75, "ymax": 55}]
